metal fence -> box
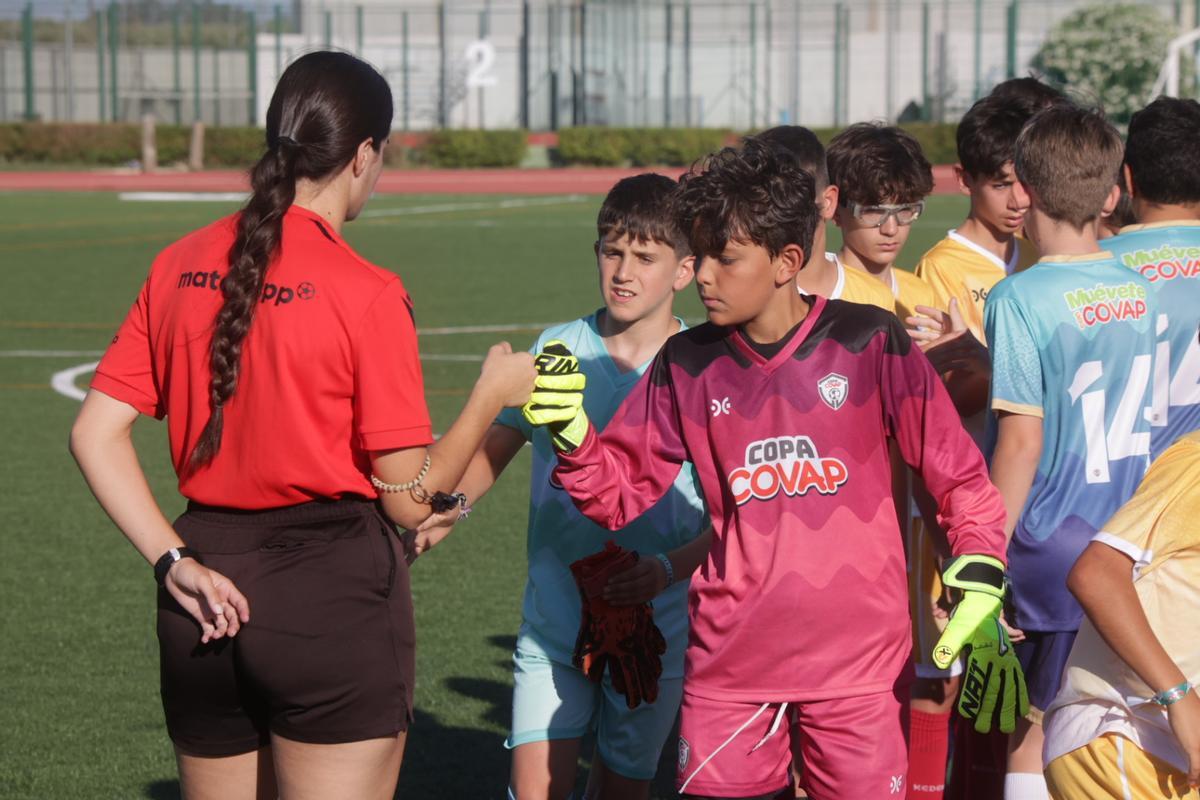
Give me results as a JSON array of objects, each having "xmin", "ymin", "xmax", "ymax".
[{"xmin": 1, "ymin": 0, "xmax": 1196, "ymax": 130}]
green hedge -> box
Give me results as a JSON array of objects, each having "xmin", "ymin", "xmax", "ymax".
[
  {"xmin": 557, "ymin": 127, "xmax": 733, "ymax": 167},
  {"xmin": 0, "ymin": 123, "xmax": 267, "ymax": 166},
  {"xmin": 0, "ymin": 122, "xmax": 962, "ymax": 169},
  {"xmin": 421, "ymin": 129, "xmax": 527, "ymax": 168}
]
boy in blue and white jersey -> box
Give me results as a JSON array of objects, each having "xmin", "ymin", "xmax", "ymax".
[
  {"xmin": 984, "ymin": 105, "xmax": 1157, "ymax": 800},
  {"xmin": 408, "ymin": 174, "xmax": 708, "ymax": 800},
  {"xmin": 1106, "ymin": 97, "xmax": 1200, "ymax": 459}
]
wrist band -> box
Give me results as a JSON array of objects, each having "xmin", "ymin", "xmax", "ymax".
[
  {"xmin": 371, "ymin": 454, "xmax": 431, "ymax": 494},
  {"xmin": 154, "ymin": 546, "xmax": 201, "ymax": 587},
  {"xmin": 655, "ymin": 553, "xmax": 675, "ymax": 588},
  {"xmin": 1151, "ymin": 681, "xmax": 1193, "ymax": 707}
]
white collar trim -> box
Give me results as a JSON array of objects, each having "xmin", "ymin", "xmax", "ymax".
[{"xmin": 947, "ymin": 228, "xmax": 1017, "ymax": 273}]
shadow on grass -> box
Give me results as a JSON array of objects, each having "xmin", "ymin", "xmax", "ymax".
[{"xmin": 144, "ymin": 779, "xmax": 180, "ymax": 799}]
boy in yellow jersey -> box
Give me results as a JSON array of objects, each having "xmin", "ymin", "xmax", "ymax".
[
  {"xmin": 915, "ymin": 92, "xmax": 1046, "ymax": 344},
  {"xmin": 825, "ymin": 121, "xmax": 958, "ymax": 800},
  {"xmin": 754, "ymin": 126, "xmax": 896, "ymax": 312},
  {"xmin": 1042, "ymin": 429, "xmax": 1200, "ymax": 799}
]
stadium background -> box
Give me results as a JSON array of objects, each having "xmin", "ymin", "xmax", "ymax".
[{"xmin": 1, "ymin": 0, "xmax": 1197, "ymax": 131}]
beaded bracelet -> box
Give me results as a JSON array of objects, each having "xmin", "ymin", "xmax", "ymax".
[
  {"xmin": 370, "ymin": 454, "xmax": 431, "ymax": 494},
  {"xmin": 655, "ymin": 553, "xmax": 675, "ymax": 588},
  {"xmin": 1151, "ymin": 680, "xmax": 1193, "ymax": 707}
]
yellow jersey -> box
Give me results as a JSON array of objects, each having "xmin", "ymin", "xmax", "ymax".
[
  {"xmin": 891, "ymin": 269, "xmax": 939, "ymax": 322},
  {"xmin": 812, "ymin": 252, "xmax": 897, "ymax": 312},
  {"xmin": 914, "ymin": 230, "xmax": 1039, "ymax": 343},
  {"xmin": 1044, "ymin": 431, "xmax": 1200, "ymax": 775}
]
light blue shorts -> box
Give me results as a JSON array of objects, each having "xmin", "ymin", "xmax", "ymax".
[{"xmin": 505, "ymin": 646, "xmax": 684, "ymax": 781}]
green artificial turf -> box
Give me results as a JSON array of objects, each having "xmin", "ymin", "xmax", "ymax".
[{"xmin": 0, "ymin": 191, "xmax": 969, "ymax": 799}]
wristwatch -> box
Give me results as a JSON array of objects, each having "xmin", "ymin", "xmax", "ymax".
[{"xmin": 154, "ymin": 546, "xmax": 201, "ymax": 586}]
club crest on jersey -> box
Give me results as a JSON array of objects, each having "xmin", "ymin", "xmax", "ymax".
[
  {"xmin": 817, "ymin": 373, "xmax": 849, "ymax": 410},
  {"xmin": 727, "ymin": 435, "xmax": 849, "ymax": 505},
  {"xmin": 678, "ymin": 737, "xmax": 690, "ymax": 770}
]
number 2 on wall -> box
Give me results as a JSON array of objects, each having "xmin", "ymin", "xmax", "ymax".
[{"xmin": 1068, "ymin": 354, "xmax": 1151, "ymax": 484}]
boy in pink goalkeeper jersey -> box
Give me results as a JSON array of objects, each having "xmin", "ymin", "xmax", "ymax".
[{"xmin": 522, "ymin": 140, "xmax": 1018, "ymax": 800}]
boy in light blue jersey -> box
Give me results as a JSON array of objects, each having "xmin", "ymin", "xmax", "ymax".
[
  {"xmin": 1105, "ymin": 97, "xmax": 1200, "ymax": 460},
  {"xmin": 984, "ymin": 105, "xmax": 1158, "ymax": 800},
  {"xmin": 408, "ymin": 174, "xmax": 708, "ymax": 800}
]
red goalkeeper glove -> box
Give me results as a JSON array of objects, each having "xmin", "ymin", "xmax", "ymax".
[{"xmin": 569, "ymin": 541, "xmax": 667, "ymax": 709}]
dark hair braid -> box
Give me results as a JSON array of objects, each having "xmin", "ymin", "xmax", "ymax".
[{"xmin": 188, "ymin": 51, "xmax": 393, "ymax": 470}]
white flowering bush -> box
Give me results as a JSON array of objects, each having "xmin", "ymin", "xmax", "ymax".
[{"xmin": 1032, "ymin": 3, "xmax": 1183, "ymax": 122}]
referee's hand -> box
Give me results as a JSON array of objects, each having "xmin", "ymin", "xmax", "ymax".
[{"xmin": 164, "ymin": 559, "xmax": 250, "ymax": 644}]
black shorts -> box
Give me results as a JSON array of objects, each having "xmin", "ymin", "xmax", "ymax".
[{"xmin": 157, "ymin": 498, "xmax": 414, "ymax": 757}]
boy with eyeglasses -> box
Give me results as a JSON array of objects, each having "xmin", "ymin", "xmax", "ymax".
[
  {"xmin": 827, "ymin": 121, "xmax": 961, "ymax": 800},
  {"xmin": 753, "ymin": 125, "xmax": 898, "ymax": 313},
  {"xmin": 826, "ymin": 122, "xmax": 939, "ymax": 319}
]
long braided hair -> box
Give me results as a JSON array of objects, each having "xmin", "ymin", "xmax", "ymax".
[{"xmin": 189, "ymin": 51, "xmax": 393, "ymax": 469}]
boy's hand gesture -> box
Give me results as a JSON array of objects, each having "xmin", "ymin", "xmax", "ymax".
[
  {"xmin": 907, "ymin": 299, "xmax": 990, "ymax": 376},
  {"xmin": 401, "ymin": 507, "xmax": 460, "ymax": 564},
  {"xmin": 932, "ymin": 554, "xmax": 1030, "ymax": 733},
  {"xmin": 569, "ymin": 542, "xmax": 667, "ymax": 709},
  {"xmin": 603, "ymin": 554, "xmax": 671, "ymax": 605},
  {"xmin": 478, "ymin": 342, "xmax": 538, "ymax": 408},
  {"xmin": 522, "ymin": 341, "xmax": 591, "ymax": 451},
  {"xmin": 1168, "ymin": 690, "xmax": 1200, "ymax": 788}
]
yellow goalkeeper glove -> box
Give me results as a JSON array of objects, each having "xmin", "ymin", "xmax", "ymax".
[
  {"xmin": 522, "ymin": 340, "xmax": 590, "ymax": 451},
  {"xmin": 933, "ymin": 554, "xmax": 1030, "ymax": 733}
]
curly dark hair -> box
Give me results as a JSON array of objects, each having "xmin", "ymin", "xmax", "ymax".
[{"xmin": 672, "ymin": 138, "xmax": 819, "ymax": 263}]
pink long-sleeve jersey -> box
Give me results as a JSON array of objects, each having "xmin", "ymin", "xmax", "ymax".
[{"xmin": 555, "ymin": 296, "xmax": 1006, "ymax": 702}]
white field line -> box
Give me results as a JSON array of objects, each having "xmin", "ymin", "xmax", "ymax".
[
  {"xmin": 43, "ymin": 353, "xmax": 483, "ymax": 403},
  {"xmin": 119, "ymin": 192, "xmax": 249, "ymax": 202},
  {"xmin": 359, "ymin": 194, "xmax": 588, "ymax": 219},
  {"xmin": 1, "ymin": 349, "xmax": 105, "ymax": 357},
  {"xmin": 50, "ymin": 361, "xmax": 99, "ymax": 402},
  {"xmin": 117, "ymin": 193, "xmax": 588, "ymax": 214}
]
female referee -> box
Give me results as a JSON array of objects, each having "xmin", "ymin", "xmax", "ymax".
[{"xmin": 69, "ymin": 51, "xmax": 535, "ymax": 800}]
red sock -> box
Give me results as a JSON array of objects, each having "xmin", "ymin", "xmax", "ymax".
[{"xmin": 907, "ymin": 708, "xmax": 951, "ymax": 800}]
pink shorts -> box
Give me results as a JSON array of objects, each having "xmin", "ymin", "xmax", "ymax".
[{"xmin": 676, "ymin": 688, "xmax": 910, "ymax": 799}]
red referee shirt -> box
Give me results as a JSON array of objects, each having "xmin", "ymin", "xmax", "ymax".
[{"xmin": 92, "ymin": 205, "xmax": 433, "ymax": 510}]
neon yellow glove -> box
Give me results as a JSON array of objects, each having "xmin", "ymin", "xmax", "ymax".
[
  {"xmin": 522, "ymin": 341, "xmax": 590, "ymax": 451},
  {"xmin": 932, "ymin": 554, "xmax": 1030, "ymax": 733}
]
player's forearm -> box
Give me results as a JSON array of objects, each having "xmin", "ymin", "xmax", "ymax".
[
  {"xmin": 1069, "ymin": 542, "xmax": 1187, "ymax": 694},
  {"xmin": 454, "ymin": 424, "xmax": 526, "ymax": 506},
  {"xmin": 377, "ymin": 386, "xmax": 504, "ymax": 528},
  {"xmin": 70, "ymin": 392, "xmax": 184, "ymax": 565},
  {"xmin": 990, "ymin": 413, "xmax": 1043, "ymax": 543},
  {"xmin": 893, "ymin": 357, "xmax": 1006, "ymax": 560},
  {"xmin": 665, "ymin": 527, "xmax": 713, "ymax": 580},
  {"xmin": 555, "ymin": 427, "xmax": 680, "ymax": 531},
  {"xmin": 944, "ymin": 367, "xmax": 991, "ymax": 417}
]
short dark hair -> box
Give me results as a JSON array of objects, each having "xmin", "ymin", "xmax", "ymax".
[
  {"xmin": 1015, "ymin": 104, "xmax": 1123, "ymax": 228},
  {"xmin": 988, "ymin": 77, "xmax": 1066, "ymax": 117},
  {"xmin": 826, "ymin": 122, "xmax": 933, "ymax": 206},
  {"xmin": 672, "ymin": 137, "xmax": 819, "ymax": 262},
  {"xmin": 957, "ymin": 94, "xmax": 1043, "ymax": 178},
  {"xmin": 1125, "ymin": 96, "xmax": 1200, "ymax": 206},
  {"xmin": 752, "ymin": 126, "xmax": 829, "ymax": 189},
  {"xmin": 597, "ymin": 173, "xmax": 686, "ymax": 253}
]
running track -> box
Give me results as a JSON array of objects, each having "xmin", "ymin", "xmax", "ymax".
[{"xmin": 0, "ymin": 165, "xmax": 960, "ymax": 195}]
